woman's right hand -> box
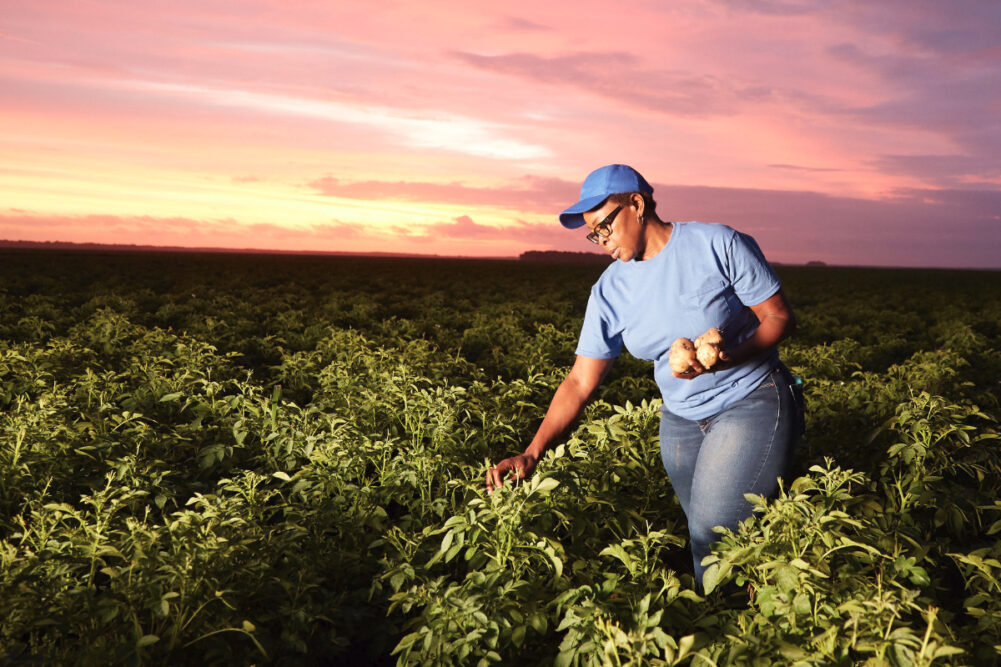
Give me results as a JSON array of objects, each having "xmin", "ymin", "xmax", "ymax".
[
  {"xmin": 484, "ymin": 355, "xmax": 615, "ymax": 495},
  {"xmin": 486, "ymin": 453, "xmax": 539, "ymax": 494}
]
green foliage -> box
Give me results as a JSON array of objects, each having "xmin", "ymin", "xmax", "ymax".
[{"xmin": 0, "ymin": 250, "xmax": 999, "ymax": 664}]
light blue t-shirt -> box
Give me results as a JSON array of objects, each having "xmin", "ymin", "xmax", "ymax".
[{"xmin": 575, "ymin": 221, "xmax": 782, "ymax": 420}]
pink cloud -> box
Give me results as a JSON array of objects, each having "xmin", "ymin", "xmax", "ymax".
[
  {"xmin": 0, "ymin": 212, "xmax": 363, "ymax": 247},
  {"xmin": 498, "ymin": 17, "xmax": 553, "ymax": 31},
  {"xmin": 307, "ymin": 175, "xmax": 576, "ymax": 211},
  {"xmin": 404, "ymin": 215, "xmax": 573, "ymax": 246},
  {"xmin": 768, "ymin": 164, "xmax": 845, "ymax": 173}
]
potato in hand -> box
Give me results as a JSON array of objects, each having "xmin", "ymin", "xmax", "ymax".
[
  {"xmin": 668, "ymin": 337, "xmax": 696, "ymax": 373},
  {"xmin": 694, "ymin": 327, "xmax": 723, "ymax": 370}
]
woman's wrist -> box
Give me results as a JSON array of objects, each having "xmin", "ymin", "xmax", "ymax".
[
  {"xmin": 724, "ymin": 335, "xmax": 773, "ymax": 368},
  {"xmin": 721, "ymin": 343, "xmax": 751, "ymax": 367},
  {"xmin": 523, "ymin": 445, "xmax": 544, "ymax": 463}
]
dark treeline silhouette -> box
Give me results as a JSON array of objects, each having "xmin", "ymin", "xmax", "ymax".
[{"xmin": 519, "ymin": 250, "xmax": 611, "ymax": 264}]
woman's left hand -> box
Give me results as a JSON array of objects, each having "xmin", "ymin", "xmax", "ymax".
[
  {"xmin": 671, "ymin": 350, "xmax": 735, "ymax": 380},
  {"xmin": 673, "ymin": 288, "xmax": 796, "ymax": 381}
]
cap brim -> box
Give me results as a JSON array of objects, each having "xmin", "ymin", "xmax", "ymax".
[{"xmin": 559, "ymin": 194, "xmax": 607, "ymax": 229}]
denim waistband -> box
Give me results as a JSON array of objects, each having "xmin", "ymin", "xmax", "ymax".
[{"xmin": 759, "ymin": 362, "xmax": 793, "ymax": 389}]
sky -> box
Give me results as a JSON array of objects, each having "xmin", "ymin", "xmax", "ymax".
[{"xmin": 2, "ymin": 0, "xmax": 1000, "ymax": 268}]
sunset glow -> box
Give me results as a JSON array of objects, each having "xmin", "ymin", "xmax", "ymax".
[{"xmin": 2, "ymin": 1, "xmax": 999, "ymax": 267}]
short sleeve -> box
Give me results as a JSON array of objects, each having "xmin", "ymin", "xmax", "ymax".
[
  {"xmin": 575, "ymin": 286, "xmax": 623, "ymax": 359},
  {"xmin": 726, "ymin": 231, "xmax": 781, "ymax": 306}
]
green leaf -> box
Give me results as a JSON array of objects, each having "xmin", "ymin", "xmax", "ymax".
[
  {"xmin": 548, "ymin": 552, "xmax": 564, "ymax": 578},
  {"xmin": 443, "ymin": 515, "xmax": 467, "ymax": 529},
  {"xmin": 445, "ymin": 542, "xmax": 463, "ymax": 563},
  {"xmin": 678, "ymin": 634, "xmax": 695, "ymax": 659},
  {"xmin": 529, "ymin": 612, "xmax": 547, "ymax": 634},
  {"xmin": 908, "ymin": 566, "xmax": 931, "ymax": 587},
  {"xmin": 392, "ymin": 632, "xmax": 422, "ymax": 654},
  {"xmin": 272, "ymin": 471, "xmax": 291, "ymax": 482},
  {"xmin": 136, "ymin": 635, "xmax": 159, "ymax": 648},
  {"xmin": 599, "ymin": 544, "xmax": 635, "ymax": 573},
  {"xmin": 533, "ymin": 477, "xmax": 560, "ymax": 495},
  {"xmin": 774, "ymin": 564, "xmax": 798, "ymax": 593},
  {"xmin": 778, "ymin": 641, "xmax": 807, "ymax": 659},
  {"xmin": 702, "ymin": 562, "xmax": 730, "ymax": 594},
  {"xmin": 440, "ymin": 529, "xmax": 454, "ymax": 555}
]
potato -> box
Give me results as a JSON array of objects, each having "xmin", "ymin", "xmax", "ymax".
[
  {"xmin": 696, "ymin": 342, "xmax": 720, "ymax": 369},
  {"xmin": 694, "ymin": 327, "xmax": 723, "ymax": 349},
  {"xmin": 669, "ymin": 337, "xmax": 696, "ymax": 373},
  {"xmin": 694, "ymin": 327, "xmax": 724, "ymax": 370}
]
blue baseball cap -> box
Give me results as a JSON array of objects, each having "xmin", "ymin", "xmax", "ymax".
[{"xmin": 559, "ymin": 164, "xmax": 653, "ymax": 229}]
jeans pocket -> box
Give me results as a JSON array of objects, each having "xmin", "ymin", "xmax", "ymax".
[{"xmin": 754, "ymin": 366, "xmax": 783, "ymax": 392}]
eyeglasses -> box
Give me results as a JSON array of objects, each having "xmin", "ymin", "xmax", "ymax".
[{"xmin": 585, "ymin": 205, "xmax": 622, "ymax": 244}]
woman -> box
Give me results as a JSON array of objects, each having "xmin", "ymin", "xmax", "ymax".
[{"xmin": 485, "ymin": 164, "xmax": 801, "ymax": 590}]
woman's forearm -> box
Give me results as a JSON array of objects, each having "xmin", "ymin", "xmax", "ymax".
[
  {"xmin": 524, "ymin": 375, "xmax": 593, "ymax": 461},
  {"xmin": 721, "ymin": 289, "xmax": 797, "ymax": 367},
  {"xmin": 726, "ymin": 311, "xmax": 795, "ymax": 366}
]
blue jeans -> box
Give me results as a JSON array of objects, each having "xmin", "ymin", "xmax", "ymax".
[{"xmin": 659, "ymin": 364, "xmax": 800, "ymax": 589}]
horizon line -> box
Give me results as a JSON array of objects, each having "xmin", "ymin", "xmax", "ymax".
[{"xmin": 1, "ymin": 238, "xmax": 998, "ymax": 272}]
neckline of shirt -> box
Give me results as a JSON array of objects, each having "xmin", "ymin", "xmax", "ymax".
[{"xmin": 621, "ymin": 221, "xmax": 682, "ymax": 271}]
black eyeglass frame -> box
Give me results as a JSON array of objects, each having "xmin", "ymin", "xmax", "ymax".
[{"xmin": 585, "ymin": 205, "xmax": 623, "ymax": 245}]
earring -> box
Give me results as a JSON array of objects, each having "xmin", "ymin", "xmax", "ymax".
[{"xmin": 638, "ymin": 214, "xmax": 645, "ymax": 225}]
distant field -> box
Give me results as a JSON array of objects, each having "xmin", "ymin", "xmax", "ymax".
[{"xmin": 1, "ymin": 249, "xmax": 999, "ymax": 664}]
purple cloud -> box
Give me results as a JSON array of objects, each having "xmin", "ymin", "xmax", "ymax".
[
  {"xmin": 820, "ymin": 4, "xmax": 1001, "ymax": 186},
  {"xmin": 499, "ymin": 16, "xmax": 552, "ymax": 31},
  {"xmin": 868, "ymin": 155, "xmax": 1001, "ymax": 188},
  {"xmin": 712, "ymin": 0, "xmax": 818, "ymax": 16},
  {"xmin": 653, "ymin": 183, "xmax": 1001, "ymax": 268},
  {"xmin": 842, "ymin": 1, "xmax": 1001, "ymax": 56},
  {"xmin": 451, "ymin": 50, "xmax": 746, "ymax": 117}
]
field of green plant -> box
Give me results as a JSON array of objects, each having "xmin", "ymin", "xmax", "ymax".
[{"xmin": 1, "ymin": 248, "xmax": 999, "ymax": 665}]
